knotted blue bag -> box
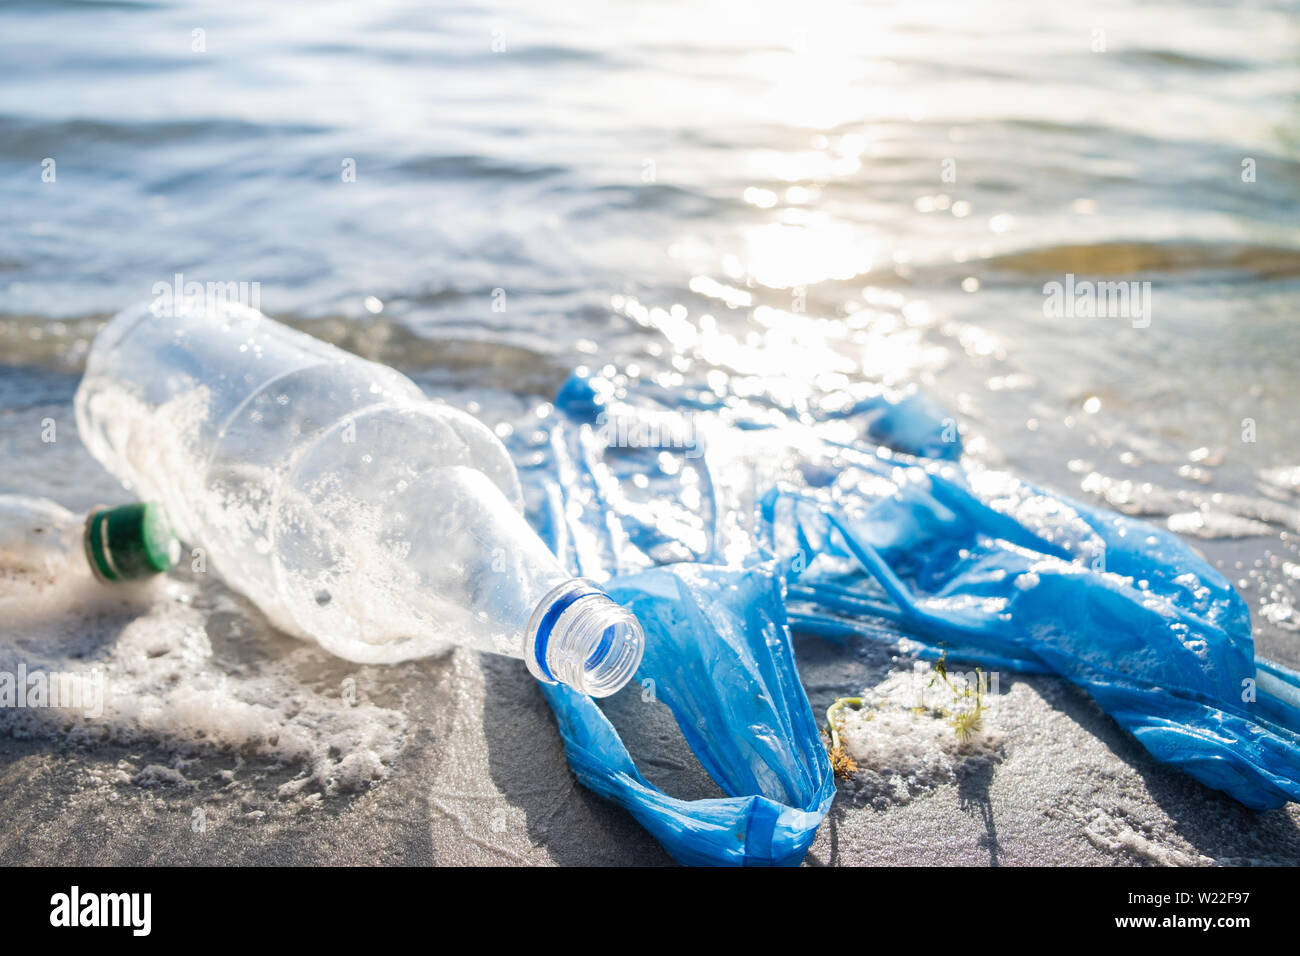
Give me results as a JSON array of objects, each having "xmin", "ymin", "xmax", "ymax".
[{"xmin": 512, "ymin": 368, "xmax": 1300, "ymax": 866}]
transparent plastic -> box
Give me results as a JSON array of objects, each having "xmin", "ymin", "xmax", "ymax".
[
  {"xmin": 0, "ymin": 496, "xmax": 86, "ymax": 580},
  {"xmin": 74, "ymin": 301, "xmax": 644, "ymax": 695}
]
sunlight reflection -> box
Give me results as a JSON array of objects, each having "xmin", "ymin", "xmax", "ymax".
[{"xmin": 743, "ymin": 219, "xmax": 875, "ymax": 289}]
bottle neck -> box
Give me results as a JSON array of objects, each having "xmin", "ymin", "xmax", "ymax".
[{"xmin": 524, "ymin": 579, "xmax": 645, "ymax": 698}]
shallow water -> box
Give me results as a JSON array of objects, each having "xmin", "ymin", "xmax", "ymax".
[
  {"xmin": 0, "ymin": 0, "xmax": 1299, "ymax": 859},
  {"xmin": 4, "ymin": 0, "xmax": 1297, "ymax": 646}
]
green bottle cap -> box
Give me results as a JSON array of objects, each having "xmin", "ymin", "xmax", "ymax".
[{"xmin": 83, "ymin": 502, "xmax": 181, "ymax": 583}]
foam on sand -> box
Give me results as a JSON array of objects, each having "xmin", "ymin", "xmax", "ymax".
[
  {"xmin": 0, "ymin": 561, "xmax": 407, "ymax": 798},
  {"xmin": 832, "ymin": 663, "xmax": 1004, "ymax": 808}
]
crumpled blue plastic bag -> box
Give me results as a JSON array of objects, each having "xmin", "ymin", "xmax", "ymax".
[
  {"xmin": 764, "ymin": 458, "xmax": 1300, "ymax": 811},
  {"xmin": 537, "ymin": 563, "xmax": 833, "ymax": 866},
  {"xmin": 514, "ymin": 366, "xmax": 1300, "ymax": 865}
]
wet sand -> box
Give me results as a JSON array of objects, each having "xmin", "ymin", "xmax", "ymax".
[{"xmin": 4, "ymin": 611, "xmax": 1300, "ymax": 867}]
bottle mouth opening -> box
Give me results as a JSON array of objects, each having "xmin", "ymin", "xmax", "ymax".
[{"xmin": 525, "ymin": 579, "xmax": 646, "ymax": 698}]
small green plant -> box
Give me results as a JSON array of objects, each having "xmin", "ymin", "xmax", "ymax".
[
  {"xmin": 824, "ymin": 652, "xmax": 990, "ymax": 777},
  {"xmin": 932, "ymin": 652, "xmax": 987, "ymax": 743},
  {"xmin": 824, "ymin": 697, "xmax": 863, "ymax": 778}
]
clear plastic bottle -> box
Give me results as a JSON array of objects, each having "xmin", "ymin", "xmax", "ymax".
[
  {"xmin": 0, "ymin": 495, "xmax": 179, "ymax": 584},
  {"xmin": 74, "ymin": 301, "xmax": 644, "ymax": 696}
]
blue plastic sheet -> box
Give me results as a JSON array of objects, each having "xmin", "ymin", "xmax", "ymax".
[
  {"xmin": 537, "ymin": 564, "xmax": 833, "ymax": 866},
  {"xmin": 516, "ymin": 367, "xmax": 1300, "ymax": 865},
  {"xmin": 765, "ymin": 463, "xmax": 1300, "ymax": 811}
]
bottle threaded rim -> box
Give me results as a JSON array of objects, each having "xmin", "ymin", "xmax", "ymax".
[{"xmin": 524, "ymin": 579, "xmax": 645, "ymax": 697}]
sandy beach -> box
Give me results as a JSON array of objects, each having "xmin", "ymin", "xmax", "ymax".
[
  {"xmin": 2, "ymin": 0, "xmax": 1300, "ymax": 868},
  {"xmin": 1, "ymin": 424, "xmax": 1298, "ymax": 867}
]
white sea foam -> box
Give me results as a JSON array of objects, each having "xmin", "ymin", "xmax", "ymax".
[
  {"xmin": 0, "ymin": 564, "xmax": 407, "ymax": 797},
  {"xmin": 836, "ymin": 663, "xmax": 1003, "ymax": 807}
]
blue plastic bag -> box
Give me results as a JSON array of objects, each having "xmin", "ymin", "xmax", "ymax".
[
  {"xmin": 764, "ymin": 457, "xmax": 1300, "ymax": 811},
  {"xmin": 538, "ymin": 564, "xmax": 833, "ymax": 866},
  {"xmin": 516, "ymin": 367, "xmax": 1300, "ymax": 866}
]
